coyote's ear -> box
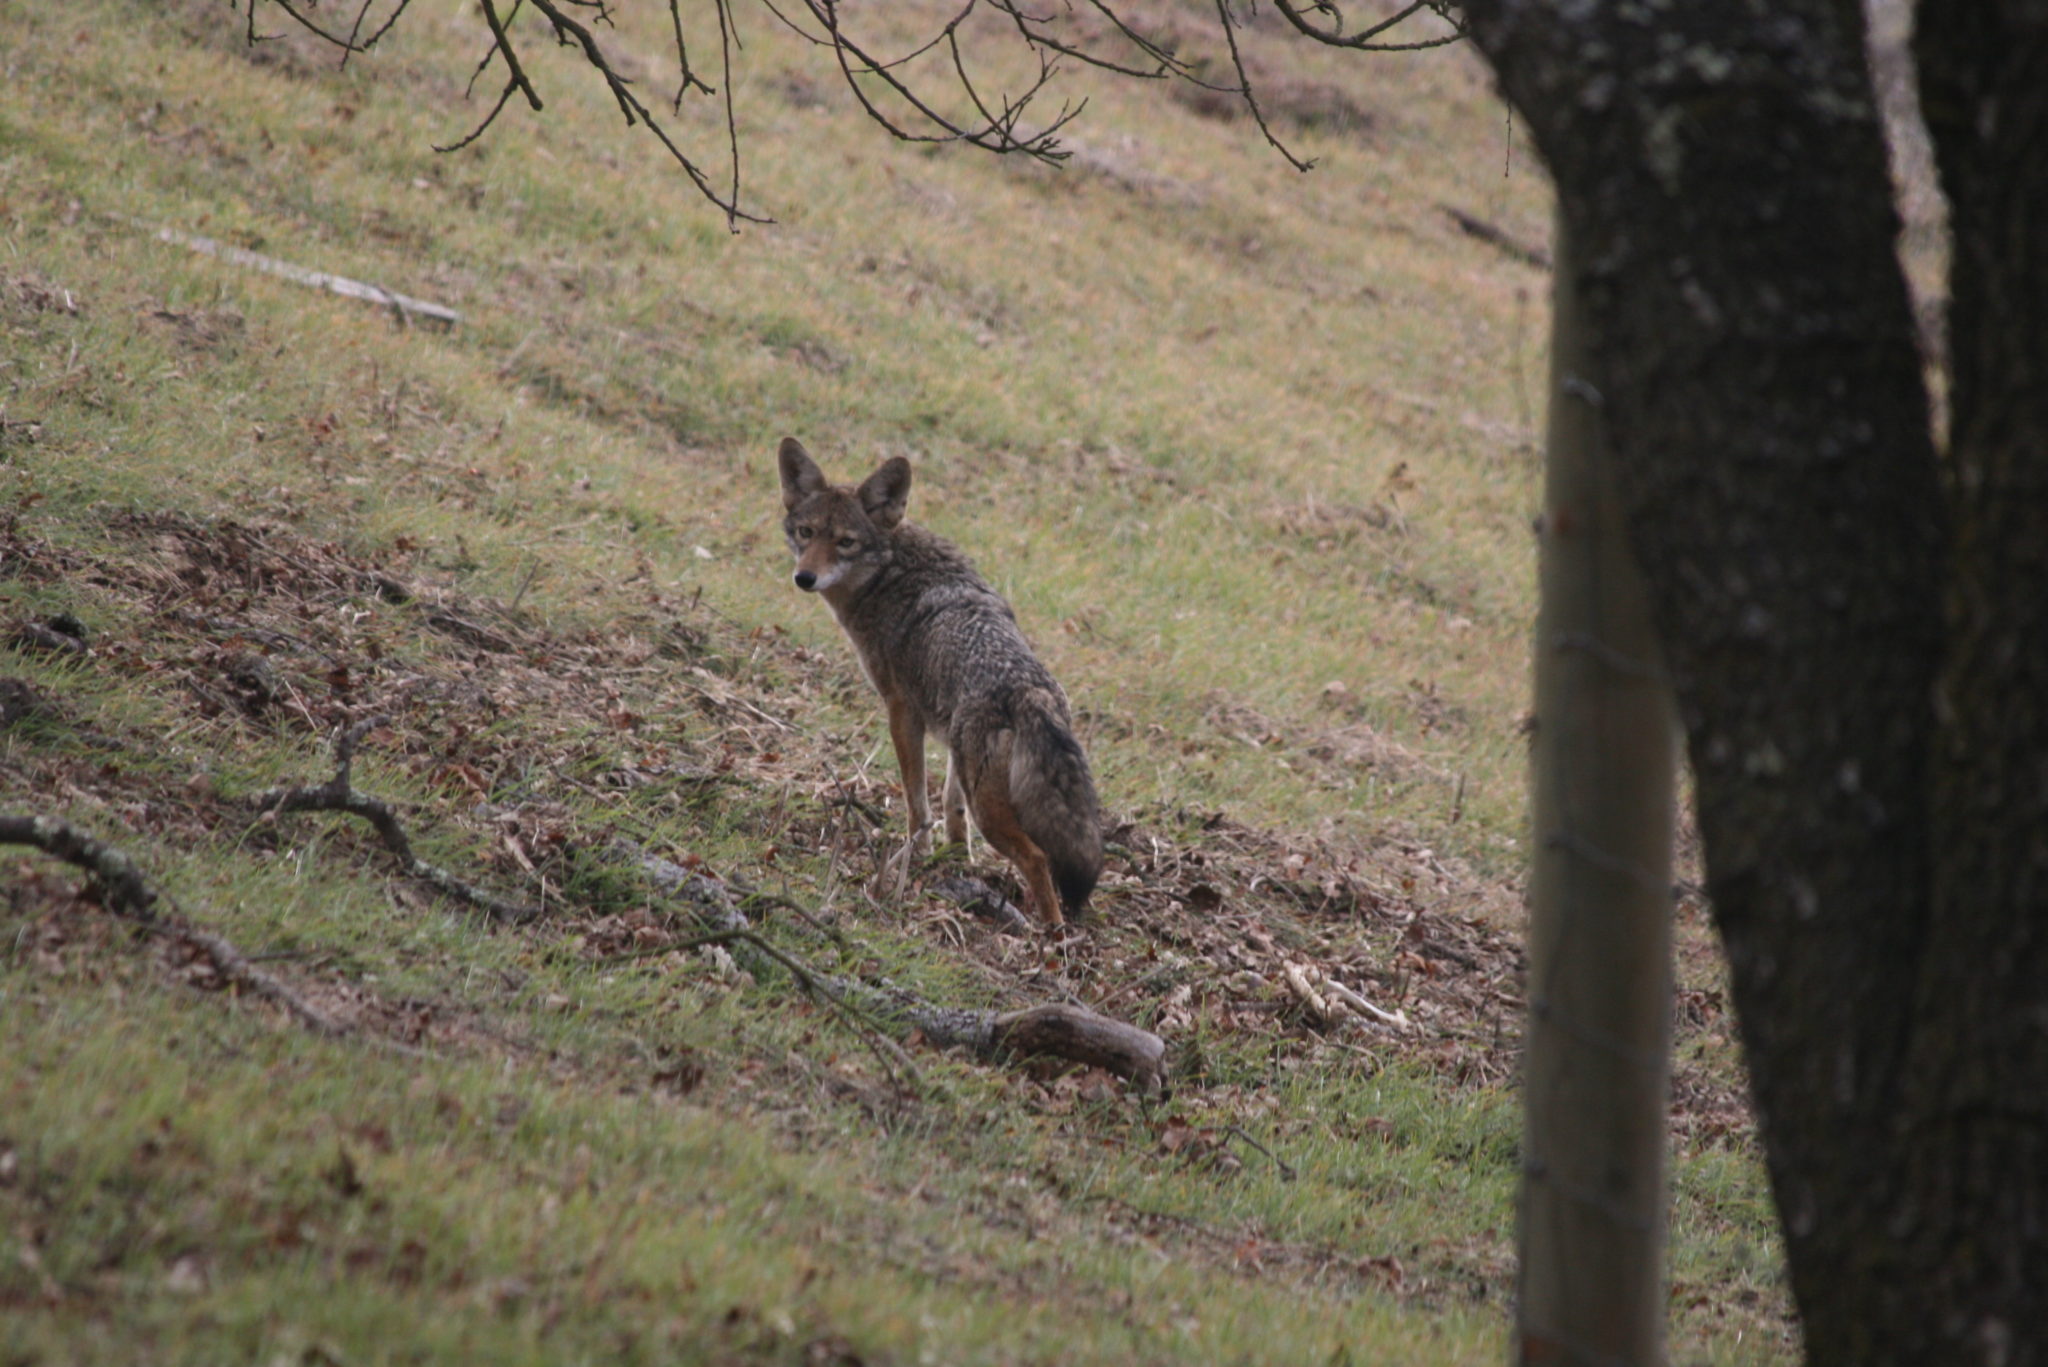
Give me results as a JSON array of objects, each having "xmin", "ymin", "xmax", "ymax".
[
  {"xmin": 858, "ymin": 457, "xmax": 912, "ymax": 529},
  {"xmin": 779, "ymin": 437, "xmax": 828, "ymax": 510}
]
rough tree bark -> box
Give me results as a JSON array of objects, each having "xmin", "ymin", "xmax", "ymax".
[
  {"xmin": 1517, "ymin": 214, "xmax": 1677, "ymax": 1366},
  {"xmin": 1459, "ymin": 0, "xmax": 2046, "ymax": 1359},
  {"xmin": 1896, "ymin": 0, "xmax": 2048, "ymax": 1353}
]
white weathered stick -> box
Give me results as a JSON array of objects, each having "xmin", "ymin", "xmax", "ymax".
[
  {"xmin": 1281, "ymin": 960, "xmax": 1336, "ymax": 1026},
  {"xmin": 1320, "ymin": 975, "xmax": 1412, "ymax": 1031},
  {"xmin": 137, "ymin": 221, "xmax": 460, "ymax": 329}
]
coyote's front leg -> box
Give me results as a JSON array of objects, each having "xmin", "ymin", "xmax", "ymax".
[{"xmin": 883, "ymin": 689, "xmax": 931, "ymax": 855}]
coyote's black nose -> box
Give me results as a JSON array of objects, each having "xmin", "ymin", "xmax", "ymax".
[{"xmin": 794, "ymin": 569, "xmax": 817, "ymax": 591}]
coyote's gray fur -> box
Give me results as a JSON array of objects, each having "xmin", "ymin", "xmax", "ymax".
[{"xmin": 777, "ymin": 436, "xmax": 1102, "ymax": 927}]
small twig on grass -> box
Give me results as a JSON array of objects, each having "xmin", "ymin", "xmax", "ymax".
[
  {"xmin": 1438, "ymin": 203, "xmax": 1553, "ymax": 271},
  {"xmin": 824, "ymin": 782, "xmax": 888, "ymax": 829},
  {"xmin": 249, "ymin": 717, "xmax": 543, "ymax": 925},
  {"xmin": 592, "ymin": 922, "xmax": 917, "ymax": 1088},
  {"xmin": 1282, "ymin": 960, "xmax": 1412, "ymax": 1033},
  {"xmin": 1221, "ymin": 1124, "xmax": 1298, "ymax": 1181},
  {"xmin": 0, "ymin": 813, "xmax": 347, "ymax": 1038},
  {"xmin": 737, "ymin": 887, "xmax": 850, "ymax": 948}
]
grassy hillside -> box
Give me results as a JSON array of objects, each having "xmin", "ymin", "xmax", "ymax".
[{"xmin": 3, "ymin": 1, "xmax": 1787, "ymax": 1362}]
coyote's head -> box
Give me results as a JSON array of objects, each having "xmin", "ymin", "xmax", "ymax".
[{"xmin": 777, "ymin": 437, "xmax": 910, "ymax": 599}]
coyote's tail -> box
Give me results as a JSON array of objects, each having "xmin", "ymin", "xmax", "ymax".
[{"xmin": 1010, "ymin": 694, "xmax": 1104, "ymax": 916}]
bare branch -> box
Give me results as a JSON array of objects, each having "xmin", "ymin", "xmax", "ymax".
[
  {"xmin": 263, "ymin": 0, "xmax": 380, "ymax": 51},
  {"xmin": 249, "ymin": 717, "xmax": 545, "ymax": 925},
  {"xmin": 233, "ymin": 0, "xmax": 1458, "ymax": 219},
  {"xmin": 668, "ymin": 0, "xmax": 719, "ymax": 107},
  {"xmin": 989, "ymin": 15, "xmax": 1173, "ymax": 83},
  {"xmin": 340, "ymin": 0, "xmax": 418, "ymax": 67},
  {"xmin": 1214, "ymin": 0, "xmax": 1315, "ymax": 172},
  {"xmin": 714, "ymin": 0, "xmax": 744, "ymax": 217},
  {"xmin": 1271, "ymin": 0, "xmax": 1467, "ymax": 52},
  {"xmin": 462, "ymin": 0, "xmax": 525, "ymax": 98},
  {"xmin": 802, "ymin": 0, "xmax": 1079, "ymax": 161},
  {"xmin": 478, "ymin": 0, "xmax": 546, "ymax": 112},
  {"xmin": 436, "ymin": 78, "xmax": 525, "ymax": 155},
  {"xmin": 521, "ymin": 0, "xmax": 768, "ymax": 226},
  {"xmin": 0, "ymin": 814, "xmax": 348, "ymax": 1037}
]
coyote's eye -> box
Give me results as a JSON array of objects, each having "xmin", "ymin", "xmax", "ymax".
[
  {"xmin": 837, "ymin": 536, "xmax": 858, "ymax": 551},
  {"xmin": 794, "ymin": 525, "xmax": 813, "ymax": 540}
]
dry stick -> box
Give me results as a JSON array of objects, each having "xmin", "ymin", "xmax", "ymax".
[
  {"xmin": 1281, "ymin": 960, "xmax": 1336, "ymax": 1026},
  {"xmin": 1221, "ymin": 1124, "xmax": 1298, "ymax": 1181},
  {"xmin": 135, "ymin": 222, "xmax": 460, "ymax": 329},
  {"xmin": 630, "ymin": 847, "xmax": 1169, "ymax": 1094},
  {"xmin": 249, "ymin": 717, "xmax": 543, "ymax": 925},
  {"xmin": 0, "ymin": 813, "xmax": 348, "ymax": 1037},
  {"xmin": 1319, "ymin": 974, "xmax": 1412, "ymax": 1031},
  {"xmin": 1439, "ymin": 204, "xmax": 1553, "ymax": 271}
]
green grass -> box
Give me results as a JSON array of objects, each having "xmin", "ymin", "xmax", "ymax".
[{"xmin": 2, "ymin": 1, "xmax": 1789, "ymax": 1362}]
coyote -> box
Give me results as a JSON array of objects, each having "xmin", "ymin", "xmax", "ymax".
[{"xmin": 777, "ymin": 437, "xmax": 1102, "ymax": 927}]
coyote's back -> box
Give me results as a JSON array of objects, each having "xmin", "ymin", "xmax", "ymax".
[{"xmin": 777, "ymin": 437, "xmax": 1102, "ymax": 926}]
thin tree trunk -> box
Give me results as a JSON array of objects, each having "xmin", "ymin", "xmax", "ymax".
[{"xmin": 1517, "ymin": 213, "xmax": 1677, "ymax": 1367}]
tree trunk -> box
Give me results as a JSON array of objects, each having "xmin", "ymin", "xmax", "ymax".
[
  {"xmin": 1517, "ymin": 213, "xmax": 1677, "ymax": 1367},
  {"xmin": 1456, "ymin": 1, "xmax": 1957, "ymax": 1360},
  {"xmin": 1890, "ymin": 1, "xmax": 2048, "ymax": 1351}
]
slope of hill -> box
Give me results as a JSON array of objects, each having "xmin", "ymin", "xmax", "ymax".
[{"xmin": 2, "ymin": 2, "xmax": 1786, "ymax": 1361}]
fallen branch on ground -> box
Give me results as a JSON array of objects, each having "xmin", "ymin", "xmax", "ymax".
[
  {"xmin": 131, "ymin": 220, "xmax": 461, "ymax": 329},
  {"xmin": 250, "ymin": 717, "xmax": 542, "ymax": 925},
  {"xmin": 1320, "ymin": 975, "xmax": 1412, "ymax": 1031},
  {"xmin": 1281, "ymin": 960, "xmax": 1335, "ymax": 1026},
  {"xmin": 1438, "ymin": 204, "xmax": 1553, "ymax": 271},
  {"xmin": 0, "ymin": 813, "xmax": 348, "ymax": 1037},
  {"xmin": 628, "ymin": 846, "xmax": 1169, "ymax": 1095},
  {"xmin": 1283, "ymin": 959, "xmax": 1411, "ymax": 1033}
]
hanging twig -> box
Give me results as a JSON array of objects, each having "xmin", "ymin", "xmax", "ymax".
[
  {"xmin": 1213, "ymin": 0, "xmax": 1314, "ymax": 172},
  {"xmin": 239, "ymin": 0, "xmax": 1457, "ymax": 219},
  {"xmin": 1271, "ymin": 0, "xmax": 1466, "ymax": 52}
]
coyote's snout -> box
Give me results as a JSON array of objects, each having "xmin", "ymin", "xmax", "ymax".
[{"xmin": 777, "ymin": 436, "xmax": 1103, "ymax": 927}]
